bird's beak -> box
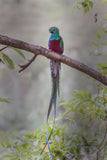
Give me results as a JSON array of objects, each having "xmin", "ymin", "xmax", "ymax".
[{"xmin": 49, "ymin": 31, "xmax": 53, "ymax": 34}]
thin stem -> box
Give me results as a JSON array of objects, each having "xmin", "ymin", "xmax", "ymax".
[
  {"xmin": 0, "ymin": 45, "xmax": 8, "ymax": 51},
  {"xmin": 18, "ymin": 54, "xmax": 37, "ymax": 72}
]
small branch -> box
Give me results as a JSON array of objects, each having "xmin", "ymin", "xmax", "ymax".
[
  {"xmin": 96, "ymin": 122, "xmax": 107, "ymax": 159},
  {"xmin": 0, "ymin": 35, "xmax": 107, "ymax": 85},
  {"xmin": 99, "ymin": 122, "xmax": 107, "ymax": 148},
  {"xmin": 0, "ymin": 59, "xmax": 4, "ymax": 64},
  {"xmin": 0, "ymin": 45, "xmax": 8, "ymax": 51},
  {"xmin": 0, "ymin": 45, "xmax": 8, "ymax": 63},
  {"xmin": 18, "ymin": 54, "xmax": 37, "ymax": 73},
  {"xmin": 96, "ymin": 141, "xmax": 107, "ymax": 159}
]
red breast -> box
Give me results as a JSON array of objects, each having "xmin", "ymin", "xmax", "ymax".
[{"xmin": 49, "ymin": 38, "xmax": 63, "ymax": 54}]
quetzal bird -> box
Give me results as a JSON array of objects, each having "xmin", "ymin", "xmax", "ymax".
[{"xmin": 41, "ymin": 27, "xmax": 64, "ymax": 158}]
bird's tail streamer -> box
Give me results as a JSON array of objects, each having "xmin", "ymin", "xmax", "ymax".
[{"xmin": 41, "ymin": 76, "xmax": 59, "ymax": 159}]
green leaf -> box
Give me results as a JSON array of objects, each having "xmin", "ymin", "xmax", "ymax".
[
  {"xmin": 11, "ymin": 47, "xmax": 25, "ymax": 59},
  {"xmin": 101, "ymin": 28, "xmax": 105, "ymax": 32},
  {"xmin": 6, "ymin": 139, "xmax": 11, "ymax": 148},
  {"xmin": 101, "ymin": 42, "xmax": 107, "ymax": 45},
  {"xmin": 88, "ymin": 1, "xmax": 93, "ymax": 8},
  {"xmin": 47, "ymin": 125, "xmax": 52, "ymax": 132},
  {"xmin": 88, "ymin": 92, "xmax": 91, "ymax": 98},
  {"xmin": 84, "ymin": 5, "xmax": 89, "ymax": 14},
  {"xmin": 70, "ymin": 115, "xmax": 77, "ymax": 123},
  {"xmin": 28, "ymin": 130, "xmax": 31, "ymax": 136},
  {"xmin": 35, "ymin": 130, "xmax": 38, "ymax": 136},
  {"xmin": 96, "ymin": 24, "xmax": 101, "ymax": 28},
  {"xmin": 97, "ymin": 33, "xmax": 101, "ymax": 39},
  {"xmin": 92, "ymin": 41, "xmax": 99, "ymax": 46},
  {"xmin": 33, "ymin": 151, "xmax": 41, "ymax": 154},
  {"xmin": 0, "ymin": 97, "xmax": 10, "ymax": 103},
  {"xmin": 100, "ymin": 106, "xmax": 105, "ymax": 118},
  {"xmin": 14, "ymin": 141, "xmax": 18, "ymax": 145},
  {"xmin": 78, "ymin": 2, "xmax": 84, "ymax": 5},
  {"xmin": 97, "ymin": 53, "xmax": 102, "ymax": 56},
  {"xmin": 81, "ymin": 135, "xmax": 88, "ymax": 145},
  {"xmin": 0, "ymin": 51, "xmax": 2, "ymax": 58},
  {"xmin": 2, "ymin": 53, "xmax": 14, "ymax": 69},
  {"xmin": 62, "ymin": 126, "xmax": 66, "ymax": 133},
  {"xmin": 3, "ymin": 154, "xmax": 12, "ymax": 158},
  {"xmin": 97, "ymin": 62, "xmax": 107, "ymax": 69},
  {"xmin": 81, "ymin": 90, "xmax": 87, "ymax": 97},
  {"xmin": 59, "ymin": 102, "xmax": 71, "ymax": 108},
  {"xmin": 1, "ymin": 142, "xmax": 5, "ymax": 147},
  {"xmin": 102, "ymin": 1, "xmax": 107, "ymax": 4},
  {"xmin": 22, "ymin": 143, "xmax": 29, "ymax": 148},
  {"xmin": 56, "ymin": 128, "xmax": 60, "ymax": 136},
  {"xmin": 62, "ymin": 109, "xmax": 73, "ymax": 118},
  {"xmin": 71, "ymin": 139, "xmax": 78, "ymax": 144}
]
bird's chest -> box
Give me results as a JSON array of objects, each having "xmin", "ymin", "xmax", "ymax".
[{"xmin": 49, "ymin": 39, "xmax": 62, "ymax": 54}]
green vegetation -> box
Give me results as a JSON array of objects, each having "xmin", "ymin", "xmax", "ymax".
[
  {"xmin": 1, "ymin": 86, "xmax": 107, "ymax": 159},
  {"xmin": 77, "ymin": 0, "xmax": 93, "ymax": 14},
  {"xmin": 0, "ymin": 0, "xmax": 107, "ymax": 160}
]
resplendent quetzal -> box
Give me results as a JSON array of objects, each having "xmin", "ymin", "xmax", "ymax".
[
  {"xmin": 41, "ymin": 27, "xmax": 64, "ymax": 158},
  {"xmin": 48, "ymin": 26, "xmax": 64, "ymax": 126}
]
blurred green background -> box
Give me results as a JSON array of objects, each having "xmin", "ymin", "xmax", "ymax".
[{"xmin": 0, "ymin": 0, "xmax": 107, "ymax": 144}]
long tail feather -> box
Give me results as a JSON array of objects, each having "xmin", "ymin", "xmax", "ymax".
[
  {"xmin": 41, "ymin": 60, "xmax": 60, "ymax": 159},
  {"xmin": 41, "ymin": 76, "xmax": 59, "ymax": 158},
  {"xmin": 46, "ymin": 120, "xmax": 53, "ymax": 159}
]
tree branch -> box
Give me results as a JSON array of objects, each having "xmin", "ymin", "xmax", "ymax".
[
  {"xmin": 0, "ymin": 35, "xmax": 107, "ymax": 85},
  {"xmin": 0, "ymin": 45, "xmax": 8, "ymax": 63},
  {"xmin": 0, "ymin": 45, "xmax": 8, "ymax": 51},
  {"xmin": 18, "ymin": 54, "xmax": 37, "ymax": 73}
]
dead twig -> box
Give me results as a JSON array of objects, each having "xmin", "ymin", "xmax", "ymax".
[
  {"xmin": 18, "ymin": 54, "xmax": 37, "ymax": 73},
  {"xmin": 0, "ymin": 45, "xmax": 8, "ymax": 63},
  {"xmin": 0, "ymin": 45, "xmax": 8, "ymax": 51}
]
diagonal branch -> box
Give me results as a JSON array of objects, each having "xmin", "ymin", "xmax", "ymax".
[
  {"xmin": 0, "ymin": 45, "xmax": 8, "ymax": 64},
  {"xmin": 0, "ymin": 45, "xmax": 8, "ymax": 51},
  {"xmin": 18, "ymin": 54, "xmax": 37, "ymax": 73},
  {"xmin": 0, "ymin": 35, "xmax": 107, "ymax": 85}
]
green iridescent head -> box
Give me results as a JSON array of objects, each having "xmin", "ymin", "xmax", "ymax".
[{"xmin": 49, "ymin": 27, "xmax": 59, "ymax": 34}]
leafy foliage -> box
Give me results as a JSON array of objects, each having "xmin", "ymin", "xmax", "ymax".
[
  {"xmin": 97, "ymin": 62, "xmax": 107, "ymax": 75},
  {"xmin": 1, "ymin": 125, "xmax": 66, "ymax": 160},
  {"xmin": 11, "ymin": 47, "xmax": 25, "ymax": 59},
  {"xmin": 61, "ymin": 90, "xmax": 107, "ymax": 122},
  {"xmin": 92, "ymin": 24, "xmax": 107, "ymax": 47},
  {"xmin": 76, "ymin": 0, "xmax": 93, "ymax": 14},
  {"xmin": 0, "ymin": 97, "xmax": 10, "ymax": 103},
  {"xmin": 102, "ymin": 1, "xmax": 107, "ymax": 5},
  {"xmin": 0, "ymin": 47, "xmax": 25, "ymax": 70},
  {"xmin": 2, "ymin": 53, "xmax": 14, "ymax": 69},
  {"xmin": 75, "ymin": 1, "xmax": 107, "ymax": 57},
  {"xmin": 0, "ymin": 1, "xmax": 107, "ymax": 160},
  {"xmin": 1, "ymin": 87, "xmax": 107, "ymax": 159}
]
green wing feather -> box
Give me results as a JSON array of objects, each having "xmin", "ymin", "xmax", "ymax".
[{"xmin": 60, "ymin": 36, "xmax": 64, "ymax": 53}]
